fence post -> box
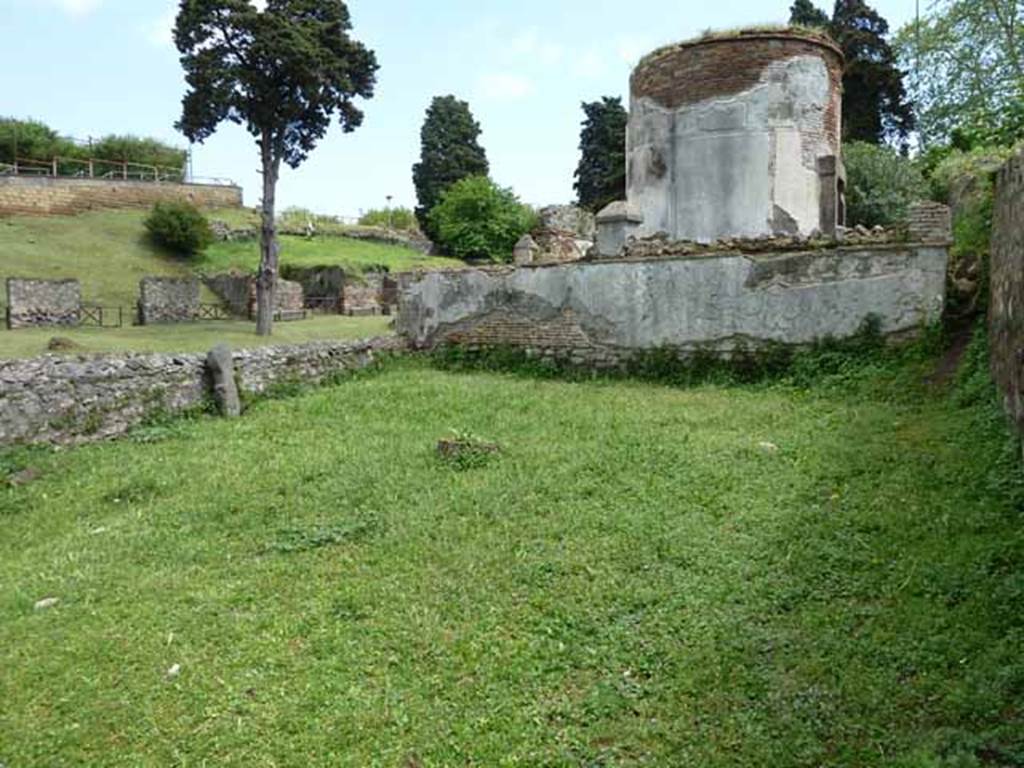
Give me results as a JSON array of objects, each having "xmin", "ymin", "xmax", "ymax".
[
  {"xmin": 52, "ymin": 157, "xmax": 58, "ymax": 177},
  {"xmin": 122, "ymin": 161, "xmax": 127, "ymax": 181},
  {"xmin": 88, "ymin": 159, "xmax": 94, "ymax": 178}
]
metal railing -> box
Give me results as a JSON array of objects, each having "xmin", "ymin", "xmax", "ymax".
[{"xmin": 0, "ymin": 157, "xmax": 236, "ymax": 187}]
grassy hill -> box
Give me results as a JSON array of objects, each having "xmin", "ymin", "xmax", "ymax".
[
  {"xmin": 0, "ymin": 209, "xmax": 461, "ymax": 358},
  {"xmin": 0, "ymin": 209, "xmax": 460, "ymax": 309}
]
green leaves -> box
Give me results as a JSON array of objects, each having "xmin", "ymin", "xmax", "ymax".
[
  {"xmin": 174, "ymin": 0, "xmax": 378, "ymax": 168},
  {"xmin": 428, "ymin": 176, "xmax": 536, "ymax": 263},
  {"xmin": 573, "ymin": 97, "xmax": 628, "ymax": 213},
  {"xmin": 412, "ymin": 95, "xmax": 490, "ymax": 239}
]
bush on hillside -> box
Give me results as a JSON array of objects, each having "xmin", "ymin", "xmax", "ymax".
[
  {"xmin": 428, "ymin": 176, "xmax": 536, "ymax": 262},
  {"xmin": 843, "ymin": 141, "xmax": 928, "ymax": 228},
  {"xmin": 145, "ymin": 202, "xmax": 214, "ymax": 257},
  {"xmin": 358, "ymin": 207, "xmax": 418, "ymax": 232}
]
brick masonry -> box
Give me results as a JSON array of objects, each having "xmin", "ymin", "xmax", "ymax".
[
  {"xmin": 631, "ymin": 32, "xmax": 844, "ymax": 150},
  {"xmin": 990, "ymin": 149, "xmax": 1024, "ymax": 437},
  {"xmin": 203, "ymin": 273, "xmax": 305, "ymax": 318},
  {"xmin": 0, "ymin": 336, "xmax": 405, "ymax": 446},
  {"xmin": 5, "ymin": 278, "xmax": 82, "ymax": 329},
  {"xmin": 0, "ymin": 177, "xmax": 242, "ymax": 217}
]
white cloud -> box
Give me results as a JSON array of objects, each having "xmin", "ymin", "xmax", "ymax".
[
  {"xmin": 571, "ymin": 51, "xmax": 606, "ymax": 79},
  {"xmin": 477, "ymin": 73, "xmax": 533, "ymax": 101},
  {"xmin": 52, "ymin": 0, "xmax": 102, "ymax": 17},
  {"xmin": 146, "ymin": 7, "xmax": 177, "ymax": 48},
  {"xmin": 510, "ymin": 28, "xmax": 564, "ymax": 66}
]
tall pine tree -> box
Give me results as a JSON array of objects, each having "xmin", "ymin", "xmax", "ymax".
[
  {"xmin": 789, "ymin": 0, "xmax": 829, "ymax": 27},
  {"xmin": 788, "ymin": 0, "xmax": 915, "ymax": 147},
  {"xmin": 412, "ymin": 96, "xmax": 489, "ymax": 239},
  {"xmin": 573, "ymin": 97, "xmax": 628, "ymax": 213}
]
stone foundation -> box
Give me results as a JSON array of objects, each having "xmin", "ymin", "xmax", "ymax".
[
  {"xmin": 398, "ymin": 242, "xmax": 948, "ymax": 365},
  {"xmin": 0, "ymin": 336, "xmax": 405, "ymax": 446},
  {"xmin": 5, "ymin": 278, "xmax": 82, "ymax": 329},
  {"xmin": 0, "ymin": 177, "xmax": 242, "ymax": 217}
]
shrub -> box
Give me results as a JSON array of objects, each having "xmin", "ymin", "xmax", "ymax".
[
  {"xmin": 843, "ymin": 141, "xmax": 927, "ymax": 228},
  {"xmin": 428, "ymin": 176, "xmax": 536, "ymax": 262},
  {"xmin": 144, "ymin": 201, "xmax": 214, "ymax": 257},
  {"xmin": 358, "ymin": 207, "xmax": 419, "ymax": 232}
]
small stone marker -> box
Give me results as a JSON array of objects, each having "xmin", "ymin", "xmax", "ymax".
[
  {"xmin": 33, "ymin": 597, "xmax": 60, "ymax": 611},
  {"xmin": 206, "ymin": 344, "xmax": 241, "ymax": 418}
]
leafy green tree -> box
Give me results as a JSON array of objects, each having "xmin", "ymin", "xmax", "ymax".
[
  {"xmin": 895, "ymin": 0, "xmax": 1024, "ymax": 148},
  {"xmin": 174, "ymin": 0, "xmax": 377, "ymax": 336},
  {"xmin": 428, "ymin": 176, "xmax": 536, "ymax": 263},
  {"xmin": 412, "ymin": 96, "xmax": 489, "ymax": 240},
  {"xmin": 842, "ymin": 141, "xmax": 927, "ymax": 227},
  {"xmin": 788, "ymin": 0, "xmax": 915, "ymax": 147},
  {"xmin": 573, "ymin": 97, "xmax": 628, "ymax": 213},
  {"xmin": 789, "ymin": 0, "xmax": 829, "ymax": 28},
  {"xmin": 832, "ymin": 0, "xmax": 915, "ymax": 146}
]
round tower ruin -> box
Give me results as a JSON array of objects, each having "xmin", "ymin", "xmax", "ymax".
[{"xmin": 625, "ymin": 29, "xmax": 845, "ymax": 243}]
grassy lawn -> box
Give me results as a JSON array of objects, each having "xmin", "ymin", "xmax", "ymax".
[
  {"xmin": 1, "ymin": 355, "xmax": 1021, "ymax": 766},
  {"xmin": 197, "ymin": 233, "xmax": 462, "ymax": 274},
  {"xmin": 0, "ymin": 315, "xmax": 390, "ymax": 358}
]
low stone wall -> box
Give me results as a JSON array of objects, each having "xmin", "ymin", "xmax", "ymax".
[
  {"xmin": 0, "ymin": 177, "xmax": 242, "ymax": 217},
  {"xmin": 990, "ymin": 149, "xmax": 1024, "ymax": 437},
  {"xmin": 203, "ymin": 274, "xmax": 305, "ymax": 318},
  {"xmin": 0, "ymin": 336, "xmax": 404, "ymax": 446},
  {"xmin": 398, "ymin": 243, "xmax": 948, "ymax": 365},
  {"xmin": 5, "ymin": 278, "xmax": 81, "ymax": 329},
  {"xmin": 138, "ymin": 277, "xmax": 200, "ymax": 325}
]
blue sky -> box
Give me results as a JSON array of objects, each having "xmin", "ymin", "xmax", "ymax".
[{"xmin": 2, "ymin": 0, "xmax": 919, "ymax": 216}]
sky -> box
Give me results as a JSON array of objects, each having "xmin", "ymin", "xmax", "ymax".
[{"xmin": 2, "ymin": 0, "xmax": 920, "ymax": 217}]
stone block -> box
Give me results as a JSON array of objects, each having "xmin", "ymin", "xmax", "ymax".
[{"xmin": 595, "ymin": 201, "xmax": 644, "ymax": 258}]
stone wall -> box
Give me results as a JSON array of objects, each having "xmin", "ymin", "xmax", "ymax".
[
  {"xmin": 0, "ymin": 177, "xmax": 242, "ymax": 217},
  {"xmin": 5, "ymin": 278, "xmax": 82, "ymax": 329},
  {"xmin": 203, "ymin": 274, "xmax": 305, "ymax": 318},
  {"xmin": 398, "ymin": 243, "xmax": 948, "ymax": 365},
  {"xmin": 628, "ymin": 31, "xmax": 845, "ymax": 242},
  {"xmin": 138, "ymin": 277, "xmax": 201, "ymax": 325},
  {"xmin": 990, "ymin": 149, "xmax": 1024, "ymax": 436},
  {"xmin": 0, "ymin": 336, "xmax": 404, "ymax": 446}
]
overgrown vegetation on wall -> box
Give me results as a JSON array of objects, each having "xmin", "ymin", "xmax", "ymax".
[
  {"xmin": 843, "ymin": 141, "xmax": 927, "ymax": 227},
  {"xmin": 0, "ymin": 117, "xmax": 187, "ymax": 171}
]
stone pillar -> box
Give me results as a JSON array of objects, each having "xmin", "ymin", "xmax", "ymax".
[
  {"xmin": 817, "ymin": 155, "xmax": 845, "ymax": 236},
  {"xmin": 513, "ymin": 234, "xmax": 540, "ymax": 265},
  {"xmin": 595, "ymin": 202, "xmax": 644, "ymax": 258}
]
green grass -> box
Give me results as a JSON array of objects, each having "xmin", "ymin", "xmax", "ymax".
[
  {"xmin": 0, "ymin": 209, "xmax": 202, "ymax": 308},
  {"xmin": 1, "ymin": 352, "xmax": 1021, "ymax": 766},
  {"xmin": 0, "ymin": 315, "xmax": 391, "ymax": 358},
  {"xmin": 197, "ymin": 233, "xmax": 462, "ymax": 274},
  {"xmin": 0, "ymin": 209, "xmax": 460, "ymax": 311}
]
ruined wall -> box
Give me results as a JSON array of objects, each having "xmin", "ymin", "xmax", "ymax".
[
  {"xmin": 398, "ymin": 244, "xmax": 947, "ymax": 364},
  {"xmin": 0, "ymin": 336, "xmax": 404, "ymax": 446},
  {"xmin": 628, "ymin": 32, "xmax": 844, "ymax": 242},
  {"xmin": 990, "ymin": 149, "xmax": 1024, "ymax": 436},
  {"xmin": 0, "ymin": 177, "xmax": 242, "ymax": 217},
  {"xmin": 5, "ymin": 278, "xmax": 81, "ymax": 329},
  {"xmin": 203, "ymin": 274, "xmax": 305, "ymax": 318},
  {"xmin": 138, "ymin": 277, "xmax": 200, "ymax": 325}
]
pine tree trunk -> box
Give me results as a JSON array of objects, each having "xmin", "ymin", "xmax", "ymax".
[{"xmin": 255, "ymin": 137, "xmax": 280, "ymax": 337}]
